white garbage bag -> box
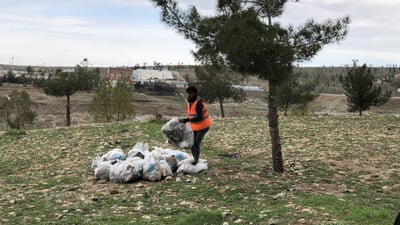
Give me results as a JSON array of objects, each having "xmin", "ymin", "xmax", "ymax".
[
  {"xmin": 161, "ymin": 117, "xmax": 194, "ymax": 149},
  {"xmin": 91, "ymin": 155, "xmax": 103, "ymax": 171},
  {"xmin": 142, "ymin": 154, "xmax": 162, "ymax": 182},
  {"xmin": 127, "ymin": 142, "xmax": 149, "ymax": 159},
  {"xmin": 94, "ymin": 160, "xmax": 115, "ymax": 180},
  {"xmin": 101, "ymin": 148, "xmax": 126, "ymax": 161},
  {"xmin": 151, "ymin": 147, "xmax": 185, "ymax": 172},
  {"xmin": 177, "ymin": 157, "xmax": 208, "ymax": 174},
  {"xmin": 152, "ymin": 146, "xmax": 190, "ymax": 162},
  {"xmin": 109, "ymin": 160, "xmax": 141, "ymax": 183},
  {"xmin": 159, "ymin": 159, "xmax": 173, "ymax": 177}
]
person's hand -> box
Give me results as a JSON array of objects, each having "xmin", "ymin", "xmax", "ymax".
[{"xmin": 179, "ymin": 118, "xmax": 190, "ymax": 123}]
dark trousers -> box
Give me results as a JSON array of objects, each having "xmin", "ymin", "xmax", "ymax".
[
  {"xmin": 394, "ymin": 212, "xmax": 400, "ymax": 225},
  {"xmin": 191, "ymin": 127, "xmax": 209, "ymax": 163}
]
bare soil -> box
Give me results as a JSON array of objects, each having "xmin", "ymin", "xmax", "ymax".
[{"xmin": 1, "ymin": 83, "xmax": 399, "ymax": 128}]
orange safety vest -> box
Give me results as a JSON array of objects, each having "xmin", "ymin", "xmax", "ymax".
[{"xmin": 187, "ymin": 99, "xmax": 212, "ymax": 131}]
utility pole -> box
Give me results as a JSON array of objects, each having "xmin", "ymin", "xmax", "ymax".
[{"xmin": 11, "ymin": 57, "xmax": 14, "ymax": 72}]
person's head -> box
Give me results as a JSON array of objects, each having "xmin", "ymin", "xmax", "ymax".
[{"xmin": 186, "ymin": 86, "xmax": 198, "ymax": 102}]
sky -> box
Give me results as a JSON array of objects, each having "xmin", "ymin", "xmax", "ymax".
[{"xmin": 1, "ymin": 0, "xmax": 399, "ymax": 68}]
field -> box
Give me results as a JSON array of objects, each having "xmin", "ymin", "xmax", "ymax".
[
  {"xmin": 1, "ymin": 83, "xmax": 400, "ymax": 129},
  {"xmin": 0, "ymin": 84, "xmax": 400, "ymax": 224}
]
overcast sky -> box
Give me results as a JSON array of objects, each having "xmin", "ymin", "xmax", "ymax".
[{"xmin": 1, "ymin": 0, "xmax": 399, "ymax": 67}]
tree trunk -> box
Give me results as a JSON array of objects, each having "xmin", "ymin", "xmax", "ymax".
[
  {"xmin": 268, "ymin": 81, "xmax": 284, "ymax": 172},
  {"xmin": 265, "ymin": 4, "xmax": 283, "ymax": 172},
  {"xmin": 66, "ymin": 94, "xmax": 71, "ymax": 126},
  {"xmin": 218, "ymin": 96, "xmax": 225, "ymax": 118},
  {"xmin": 359, "ymin": 109, "xmax": 362, "ymax": 116}
]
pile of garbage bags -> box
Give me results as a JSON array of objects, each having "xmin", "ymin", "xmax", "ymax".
[
  {"xmin": 91, "ymin": 142, "xmax": 208, "ymax": 183},
  {"xmin": 91, "ymin": 118, "xmax": 207, "ymax": 183}
]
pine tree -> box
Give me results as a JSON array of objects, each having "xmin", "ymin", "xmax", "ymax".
[
  {"xmin": 152, "ymin": 0, "xmax": 350, "ymax": 172},
  {"xmin": 341, "ymin": 61, "xmax": 391, "ymax": 116},
  {"xmin": 111, "ymin": 80, "xmax": 135, "ymax": 121},
  {"xmin": 89, "ymin": 80, "xmax": 113, "ymax": 123},
  {"xmin": 37, "ymin": 64, "xmax": 100, "ymax": 126}
]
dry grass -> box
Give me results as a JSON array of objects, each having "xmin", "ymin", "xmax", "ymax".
[
  {"xmin": 1, "ymin": 79, "xmax": 400, "ymax": 224},
  {"xmin": 0, "ymin": 115, "xmax": 399, "ymax": 224}
]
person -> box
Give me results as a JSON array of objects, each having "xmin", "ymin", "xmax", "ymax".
[
  {"xmin": 394, "ymin": 212, "xmax": 400, "ymax": 225},
  {"xmin": 180, "ymin": 86, "xmax": 212, "ymax": 165}
]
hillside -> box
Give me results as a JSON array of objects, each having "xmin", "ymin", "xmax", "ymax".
[
  {"xmin": 1, "ymin": 83, "xmax": 399, "ymax": 129},
  {"xmin": 1, "ymin": 113, "xmax": 399, "ymax": 224}
]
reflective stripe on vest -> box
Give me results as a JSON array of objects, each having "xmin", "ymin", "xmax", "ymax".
[{"xmin": 187, "ymin": 99, "xmax": 212, "ymax": 131}]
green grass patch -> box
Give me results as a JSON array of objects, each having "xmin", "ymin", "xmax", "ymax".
[{"xmin": 297, "ymin": 193, "xmax": 397, "ymax": 225}]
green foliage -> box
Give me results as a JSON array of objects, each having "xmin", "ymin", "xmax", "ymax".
[
  {"xmin": 5, "ymin": 70, "xmax": 16, "ymax": 83},
  {"xmin": 0, "ymin": 90, "xmax": 36, "ymax": 130},
  {"xmin": 112, "ymin": 80, "xmax": 135, "ymax": 121},
  {"xmin": 217, "ymin": 11, "xmax": 294, "ymax": 81},
  {"xmin": 340, "ymin": 61, "xmax": 392, "ymax": 116},
  {"xmin": 89, "ymin": 80, "xmax": 135, "ymax": 123},
  {"xmin": 277, "ymin": 73, "xmax": 319, "ymax": 115},
  {"xmin": 151, "ymin": 0, "xmax": 350, "ymax": 173},
  {"xmin": 36, "ymin": 64, "xmax": 100, "ymax": 126},
  {"xmin": 190, "ymin": 65, "xmax": 246, "ymax": 117},
  {"xmin": 189, "ymin": 65, "xmax": 232, "ymax": 102},
  {"xmin": 38, "ymin": 65, "xmax": 100, "ymax": 97},
  {"xmin": 89, "ymin": 80, "xmax": 113, "ymax": 122},
  {"xmin": 152, "ymin": 0, "xmax": 350, "ymax": 83},
  {"xmin": 290, "ymin": 16, "xmax": 351, "ymax": 61}
]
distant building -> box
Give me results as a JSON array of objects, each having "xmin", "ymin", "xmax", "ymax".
[
  {"xmin": 0, "ymin": 69, "xmax": 27, "ymax": 78},
  {"xmin": 133, "ymin": 69, "xmax": 175, "ymax": 83},
  {"xmin": 107, "ymin": 67, "xmax": 134, "ymax": 86},
  {"xmin": 232, "ymin": 85, "xmax": 262, "ymax": 92}
]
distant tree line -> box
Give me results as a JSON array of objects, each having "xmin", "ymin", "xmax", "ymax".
[
  {"xmin": 0, "ymin": 58, "xmax": 395, "ymax": 132},
  {"xmin": 134, "ymin": 82, "xmax": 177, "ymax": 96}
]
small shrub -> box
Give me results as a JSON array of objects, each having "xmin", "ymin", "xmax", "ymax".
[{"xmin": 0, "ymin": 90, "xmax": 37, "ymax": 130}]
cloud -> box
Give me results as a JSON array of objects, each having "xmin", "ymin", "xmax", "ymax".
[{"xmin": 1, "ymin": 0, "xmax": 399, "ymax": 67}]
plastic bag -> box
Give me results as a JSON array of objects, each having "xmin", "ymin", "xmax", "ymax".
[
  {"xmin": 159, "ymin": 159, "xmax": 173, "ymax": 177},
  {"xmin": 177, "ymin": 158, "xmax": 208, "ymax": 174},
  {"xmin": 152, "ymin": 146, "xmax": 190, "ymax": 162},
  {"xmin": 127, "ymin": 142, "xmax": 149, "ymax": 159},
  {"xmin": 109, "ymin": 160, "xmax": 141, "ymax": 183},
  {"xmin": 101, "ymin": 148, "xmax": 126, "ymax": 161},
  {"xmin": 91, "ymin": 155, "xmax": 103, "ymax": 171},
  {"xmin": 126, "ymin": 157, "xmax": 145, "ymax": 177},
  {"xmin": 164, "ymin": 154, "xmax": 179, "ymax": 173},
  {"xmin": 142, "ymin": 154, "xmax": 162, "ymax": 182},
  {"xmin": 161, "ymin": 117, "xmax": 194, "ymax": 149},
  {"xmin": 94, "ymin": 160, "xmax": 115, "ymax": 180}
]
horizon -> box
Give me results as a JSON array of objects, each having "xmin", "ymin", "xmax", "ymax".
[{"xmin": 1, "ymin": 0, "xmax": 400, "ymax": 68}]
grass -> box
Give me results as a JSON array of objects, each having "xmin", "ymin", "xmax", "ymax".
[{"xmin": 0, "ymin": 115, "xmax": 399, "ymax": 224}]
